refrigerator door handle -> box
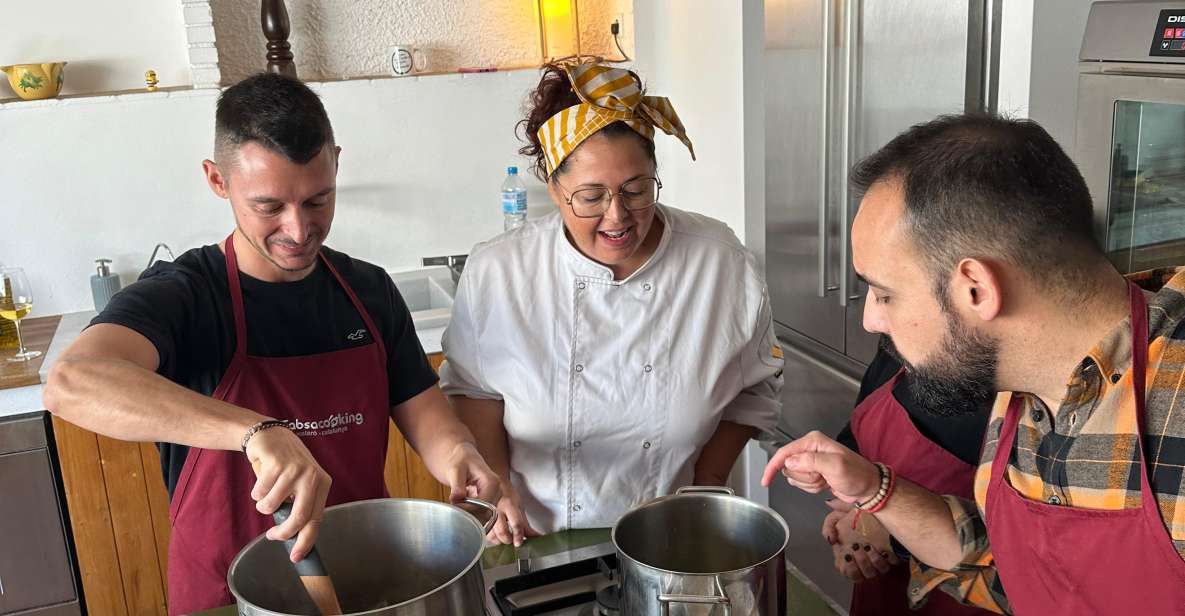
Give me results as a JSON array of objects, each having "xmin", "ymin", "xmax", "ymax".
[
  {"xmin": 965, "ymin": 0, "xmax": 1001, "ymax": 114},
  {"xmin": 818, "ymin": 0, "xmax": 838, "ymax": 298},
  {"xmin": 838, "ymin": 0, "xmax": 860, "ymax": 307},
  {"xmin": 983, "ymin": 0, "xmax": 1002, "ymax": 115}
]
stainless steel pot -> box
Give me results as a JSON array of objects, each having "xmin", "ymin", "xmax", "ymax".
[
  {"xmin": 228, "ymin": 497, "xmax": 496, "ymax": 615},
  {"xmin": 612, "ymin": 486, "xmax": 789, "ymax": 616}
]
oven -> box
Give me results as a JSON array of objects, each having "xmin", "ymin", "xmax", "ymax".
[{"xmin": 1077, "ymin": 1, "xmax": 1185, "ymax": 273}]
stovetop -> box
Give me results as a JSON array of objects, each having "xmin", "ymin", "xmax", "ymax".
[{"xmin": 483, "ymin": 541, "xmax": 620, "ymax": 615}]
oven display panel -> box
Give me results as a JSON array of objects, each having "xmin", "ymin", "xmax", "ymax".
[{"xmin": 1151, "ymin": 9, "xmax": 1185, "ymax": 56}]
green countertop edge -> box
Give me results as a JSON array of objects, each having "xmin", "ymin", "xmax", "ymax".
[{"xmin": 194, "ymin": 529, "xmax": 839, "ymax": 615}]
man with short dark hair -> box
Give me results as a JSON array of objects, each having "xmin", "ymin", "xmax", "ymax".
[
  {"xmin": 765, "ymin": 114, "xmax": 1185, "ymax": 614},
  {"xmin": 43, "ymin": 73, "xmax": 502, "ymax": 614}
]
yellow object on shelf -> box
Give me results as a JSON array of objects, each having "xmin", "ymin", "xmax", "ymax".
[
  {"xmin": 0, "ymin": 62, "xmax": 67, "ymax": 100},
  {"xmin": 538, "ymin": 0, "xmax": 581, "ymax": 62},
  {"xmin": 145, "ymin": 69, "xmax": 159, "ymax": 91}
]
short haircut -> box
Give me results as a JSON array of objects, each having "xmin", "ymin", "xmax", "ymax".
[
  {"xmin": 214, "ymin": 72, "xmax": 335, "ymax": 168},
  {"xmin": 851, "ymin": 114, "xmax": 1101, "ymax": 303}
]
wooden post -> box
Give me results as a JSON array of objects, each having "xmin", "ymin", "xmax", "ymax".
[{"xmin": 261, "ymin": 0, "xmax": 297, "ymax": 78}]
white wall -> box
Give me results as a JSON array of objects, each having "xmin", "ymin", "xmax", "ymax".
[
  {"xmin": 214, "ymin": 0, "xmax": 633, "ymax": 82},
  {"xmin": 997, "ymin": 0, "xmax": 1034, "ymax": 119},
  {"xmin": 0, "ymin": 71, "xmax": 546, "ymax": 317},
  {"xmin": 741, "ymin": 0, "xmax": 767, "ymax": 268},
  {"xmin": 1027, "ymin": 0, "xmax": 1096, "ymax": 152},
  {"xmin": 0, "ymin": 0, "xmax": 191, "ymax": 100},
  {"xmin": 632, "ymin": 0, "xmax": 750, "ymax": 242}
]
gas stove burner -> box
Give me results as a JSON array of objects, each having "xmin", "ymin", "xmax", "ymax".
[
  {"xmin": 594, "ymin": 584, "xmax": 620, "ymax": 615},
  {"xmin": 490, "ymin": 552, "xmax": 620, "ymax": 615}
]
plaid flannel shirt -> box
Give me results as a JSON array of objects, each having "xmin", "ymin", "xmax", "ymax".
[{"xmin": 907, "ymin": 267, "xmax": 1185, "ymax": 614}]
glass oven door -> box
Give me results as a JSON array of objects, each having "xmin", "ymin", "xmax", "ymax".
[
  {"xmin": 1108, "ymin": 99, "xmax": 1185, "ymax": 271},
  {"xmin": 1077, "ymin": 70, "xmax": 1185, "ymax": 273}
]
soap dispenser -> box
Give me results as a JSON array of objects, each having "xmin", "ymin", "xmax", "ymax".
[{"xmin": 90, "ymin": 258, "xmax": 121, "ymax": 312}]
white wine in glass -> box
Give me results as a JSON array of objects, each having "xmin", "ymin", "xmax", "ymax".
[{"xmin": 0, "ymin": 267, "xmax": 41, "ymax": 362}]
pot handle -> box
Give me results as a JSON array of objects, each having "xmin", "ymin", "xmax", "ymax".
[
  {"xmin": 657, "ymin": 576, "xmax": 732, "ymax": 616},
  {"xmin": 461, "ymin": 498, "xmax": 499, "ymax": 534},
  {"xmin": 675, "ymin": 486, "xmax": 735, "ymax": 496}
]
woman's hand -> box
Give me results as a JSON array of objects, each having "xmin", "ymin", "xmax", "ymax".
[
  {"xmin": 441, "ymin": 442, "xmax": 503, "ymax": 504},
  {"xmin": 486, "ymin": 481, "xmax": 542, "ymax": 547},
  {"xmin": 823, "ymin": 499, "xmax": 900, "ymax": 583}
]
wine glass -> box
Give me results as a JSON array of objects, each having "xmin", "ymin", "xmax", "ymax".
[{"xmin": 0, "ymin": 267, "xmax": 41, "ymax": 362}]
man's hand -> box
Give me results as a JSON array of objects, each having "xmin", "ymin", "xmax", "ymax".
[
  {"xmin": 761, "ymin": 431, "xmax": 881, "ymax": 504},
  {"xmin": 486, "ymin": 481, "xmax": 542, "ymax": 547},
  {"xmin": 245, "ymin": 426, "xmax": 331, "ymax": 563},
  {"xmin": 442, "ymin": 442, "xmax": 502, "ymax": 504},
  {"xmin": 823, "ymin": 500, "xmax": 899, "ymax": 583}
]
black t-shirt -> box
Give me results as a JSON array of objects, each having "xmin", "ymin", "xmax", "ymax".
[
  {"xmin": 836, "ymin": 347, "xmax": 989, "ymax": 466},
  {"xmin": 91, "ymin": 244, "xmax": 439, "ymax": 496}
]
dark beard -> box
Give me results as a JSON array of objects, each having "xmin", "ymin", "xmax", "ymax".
[{"xmin": 878, "ymin": 317, "xmax": 998, "ymax": 418}]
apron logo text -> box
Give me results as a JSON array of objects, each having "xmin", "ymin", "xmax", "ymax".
[{"xmin": 285, "ymin": 412, "xmax": 366, "ymax": 437}]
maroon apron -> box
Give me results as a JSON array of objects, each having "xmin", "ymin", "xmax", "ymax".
[
  {"xmin": 850, "ymin": 369, "xmax": 993, "ymax": 615},
  {"xmin": 166, "ymin": 234, "xmax": 391, "ymax": 615},
  {"xmin": 984, "ymin": 283, "xmax": 1185, "ymax": 615}
]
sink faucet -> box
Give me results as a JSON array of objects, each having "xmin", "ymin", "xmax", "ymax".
[
  {"xmin": 446, "ymin": 255, "xmax": 467, "ymax": 283},
  {"xmin": 422, "ymin": 254, "xmax": 468, "ymax": 284},
  {"xmin": 146, "ymin": 243, "xmax": 175, "ymax": 272}
]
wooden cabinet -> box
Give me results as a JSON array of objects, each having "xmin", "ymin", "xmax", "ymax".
[
  {"xmin": 50, "ymin": 419, "xmax": 169, "ymax": 615},
  {"xmin": 51, "ymin": 352, "xmax": 449, "ymax": 616},
  {"xmin": 383, "ymin": 353, "xmax": 454, "ymax": 502}
]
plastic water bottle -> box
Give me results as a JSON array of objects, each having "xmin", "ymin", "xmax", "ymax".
[{"xmin": 502, "ymin": 166, "xmax": 528, "ymax": 230}]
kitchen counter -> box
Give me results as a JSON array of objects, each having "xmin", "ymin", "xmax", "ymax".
[
  {"xmin": 0, "ymin": 311, "xmax": 94, "ymax": 418},
  {"xmin": 195, "ymin": 529, "xmax": 839, "ymax": 615},
  {"xmin": 417, "ymin": 325, "xmax": 444, "ymax": 356}
]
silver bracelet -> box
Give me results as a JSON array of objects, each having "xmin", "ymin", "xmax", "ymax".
[{"xmin": 240, "ymin": 419, "xmax": 289, "ymax": 453}]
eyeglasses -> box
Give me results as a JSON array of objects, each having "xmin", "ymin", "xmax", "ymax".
[{"xmin": 555, "ymin": 177, "xmax": 662, "ymax": 218}]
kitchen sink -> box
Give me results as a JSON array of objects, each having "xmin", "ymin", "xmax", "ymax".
[{"xmin": 388, "ymin": 266, "xmax": 456, "ymax": 330}]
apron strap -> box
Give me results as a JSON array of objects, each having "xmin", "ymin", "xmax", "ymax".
[
  {"xmin": 319, "ymin": 253, "xmax": 388, "ymax": 360},
  {"xmin": 222, "ymin": 232, "xmax": 389, "ymax": 362},
  {"xmin": 1129, "ymin": 282, "xmax": 1150, "ymax": 437},
  {"xmin": 989, "ymin": 395, "xmax": 1024, "ymax": 489},
  {"xmin": 223, "ymin": 233, "xmax": 249, "ymax": 358},
  {"xmin": 1126, "ymin": 282, "xmax": 1159, "ymax": 517}
]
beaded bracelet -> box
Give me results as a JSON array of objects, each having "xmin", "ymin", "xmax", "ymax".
[
  {"xmin": 851, "ymin": 462, "xmax": 896, "ymax": 531},
  {"xmin": 240, "ymin": 419, "xmax": 289, "ymax": 453},
  {"xmin": 866, "ymin": 464, "xmax": 896, "ymax": 514}
]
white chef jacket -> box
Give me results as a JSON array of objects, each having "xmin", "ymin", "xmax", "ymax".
[{"xmin": 438, "ymin": 205, "xmax": 784, "ymax": 532}]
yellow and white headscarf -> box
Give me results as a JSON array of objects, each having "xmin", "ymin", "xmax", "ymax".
[{"xmin": 537, "ymin": 63, "xmax": 695, "ymax": 177}]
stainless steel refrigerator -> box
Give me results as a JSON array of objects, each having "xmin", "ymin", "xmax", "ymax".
[{"xmin": 762, "ymin": 0, "xmax": 1000, "ymax": 607}]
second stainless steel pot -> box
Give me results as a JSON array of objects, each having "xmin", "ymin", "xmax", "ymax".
[
  {"xmin": 228, "ymin": 497, "xmax": 495, "ymax": 615},
  {"xmin": 612, "ymin": 486, "xmax": 789, "ymax": 615}
]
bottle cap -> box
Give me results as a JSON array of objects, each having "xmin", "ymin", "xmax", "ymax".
[
  {"xmin": 95, "ymin": 258, "xmax": 112, "ymax": 276},
  {"xmin": 507, "ymin": 166, "xmax": 518, "ymax": 174}
]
